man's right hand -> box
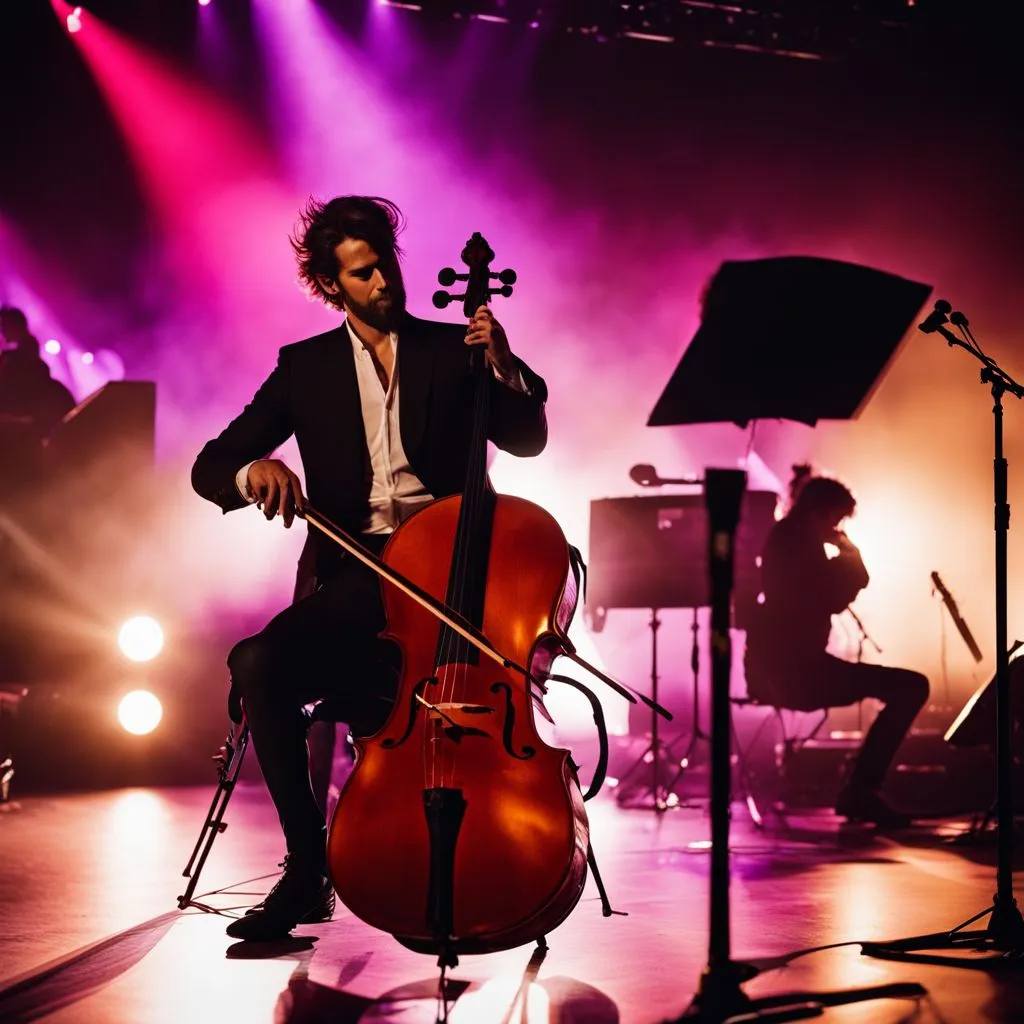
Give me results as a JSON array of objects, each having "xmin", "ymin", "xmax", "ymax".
[{"xmin": 247, "ymin": 459, "xmax": 306, "ymax": 528}]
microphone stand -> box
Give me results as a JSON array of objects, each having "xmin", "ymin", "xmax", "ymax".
[
  {"xmin": 665, "ymin": 470, "xmax": 921, "ymax": 1021},
  {"xmin": 846, "ymin": 606, "xmax": 882, "ymax": 660},
  {"xmin": 930, "ymin": 571, "xmax": 984, "ymax": 665},
  {"xmin": 862, "ymin": 302, "xmax": 1024, "ymax": 963},
  {"xmin": 627, "ymin": 466, "xmax": 711, "ymax": 809}
]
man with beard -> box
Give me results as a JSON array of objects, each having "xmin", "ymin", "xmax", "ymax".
[{"xmin": 192, "ymin": 195, "xmax": 548, "ymax": 940}]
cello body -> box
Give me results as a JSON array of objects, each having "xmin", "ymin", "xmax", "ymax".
[{"xmin": 327, "ymin": 493, "xmax": 589, "ymax": 955}]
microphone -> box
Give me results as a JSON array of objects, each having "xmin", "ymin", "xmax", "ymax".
[
  {"xmin": 629, "ymin": 464, "xmax": 702, "ymax": 487},
  {"xmin": 629, "ymin": 464, "xmax": 658, "ymax": 486},
  {"xmin": 918, "ymin": 299, "xmax": 952, "ymax": 334}
]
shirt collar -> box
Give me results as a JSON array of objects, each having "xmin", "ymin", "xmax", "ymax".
[{"xmin": 344, "ymin": 317, "xmax": 397, "ymax": 356}]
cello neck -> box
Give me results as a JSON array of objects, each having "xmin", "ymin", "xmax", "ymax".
[
  {"xmin": 435, "ymin": 352, "xmax": 495, "ymax": 668},
  {"xmin": 433, "ymin": 232, "xmax": 511, "ymax": 668}
]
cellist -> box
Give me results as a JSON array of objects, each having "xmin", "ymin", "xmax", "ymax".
[{"xmin": 191, "ymin": 195, "xmax": 549, "ymax": 942}]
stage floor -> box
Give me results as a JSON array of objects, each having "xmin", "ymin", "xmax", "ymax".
[{"xmin": 1, "ymin": 780, "xmax": 1023, "ymax": 1023}]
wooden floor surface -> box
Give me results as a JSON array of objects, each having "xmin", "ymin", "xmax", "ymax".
[{"xmin": 1, "ymin": 777, "xmax": 1023, "ymax": 1023}]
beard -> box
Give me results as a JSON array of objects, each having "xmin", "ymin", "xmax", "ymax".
[{"xmin": 344, "ymin": 283, "xmax": 406, "ymax": 332}]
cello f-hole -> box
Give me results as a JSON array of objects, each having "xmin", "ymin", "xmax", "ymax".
[
  {"xmin": 489, "ymin": 681, "xmax": 537, "ymax": 760},
  {"xmin": 380, "ymin": 676, "xmax": 436, "ymax": 750}
]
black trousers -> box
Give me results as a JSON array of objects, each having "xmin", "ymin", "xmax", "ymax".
[
  {"xmin": 746, "ymin": 652, "xmax": 930, "ymax": 791},
  {"xmin": 228, "ymin": 535, "xmax": 398, "ymax": 862}
]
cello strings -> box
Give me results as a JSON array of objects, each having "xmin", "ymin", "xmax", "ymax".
[
  {"xmin": 430, "ymin": 347, "xmax": 489, "ymax": 790},
  {"xmin": 431, "ymin": 360, "xmax": 475, "ymax": 788},
  {"xmin": 443, "ymin": 348, "xmax": 491, "ymax": 789},
  {"xmin": 440, "ymin": 355, "xmax": 480, "ymax": 787},
  {"xmin": 463, "ymin": 353, "xmax": 495, "ymax": 782}
]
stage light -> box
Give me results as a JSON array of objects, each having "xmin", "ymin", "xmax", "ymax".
[
  {"xmin": 44, "ymin": 339, "xmax": 61, "ymax": 355},
  {"xmin": 117, "ymin": 615, "xmax": 164, "ymax": 662},
  {"xmin": 375, "ymin": 0, "xmax": 915, "ymax": 60},
  {"xmin": 117, "ymin": 690, "xmax": 163, "ymax": 735},
  {"xmin": 198, "ymin": 0, "xmax": 212, "ymax": 5},
  {"xmin": 67, "ymin": 6, "xmax": 82, "ymax": 33},
  {"xmin": 81, "ymin": 352, "xmax": 94, "ymax": 364},
  {"xmin": 622, "ymin": 32, "xmax": 673, "ymax": 44}
]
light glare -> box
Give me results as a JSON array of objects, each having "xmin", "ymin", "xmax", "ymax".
[
  {"xmin": 67, "ymin": 6, "xmax": 82, "ymax": 33},
  {"xmin": 117, "ymin": 691, "xmax": 163, "ymax": 735},
  {"xmin": 118, "ymin": 615, "xmax": 165, "ymax": 662},
  {"xmin": 44, "ymin": 339, "xmax": 61, "ymax": 354}
]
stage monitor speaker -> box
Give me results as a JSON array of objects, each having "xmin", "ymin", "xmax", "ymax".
[
  {"xmin": 945, "ymin": 640, "xmax": 1024, "ymax": 748},
  {"xmin": 586, "ymin": 491, "xmax": 777, "ymax": 628}
]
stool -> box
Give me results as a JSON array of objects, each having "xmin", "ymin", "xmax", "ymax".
[
  {"xmin": 731, "ymin": 696, "xmax": 828, "ymax": 829},
  {"xmin": 177, "ymin": 693, "xmax": 387, "ymax": 910}
]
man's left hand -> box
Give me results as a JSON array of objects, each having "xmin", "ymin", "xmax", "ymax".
[{"xmin": 465, "ymin": 305, "xmax": 517, "ymax": 379}]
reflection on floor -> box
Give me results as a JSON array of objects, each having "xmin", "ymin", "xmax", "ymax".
[{"xmin": 1, "ymin": 780, "xmax": 1023, "ymax": 1023}]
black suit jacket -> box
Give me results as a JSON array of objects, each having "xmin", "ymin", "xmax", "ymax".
[{"xmin": 191, "ymin": 313, "xmax": 548, "ymax": 581}]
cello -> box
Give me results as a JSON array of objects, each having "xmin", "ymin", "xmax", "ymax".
[{"xmin": 325, "ymin": 234, "xmax": 590, "ymax": 967}]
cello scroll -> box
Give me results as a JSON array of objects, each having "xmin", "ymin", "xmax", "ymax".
[{"xmin": 432, "ymin": 232, "xmax": 517, "ymax": 316}]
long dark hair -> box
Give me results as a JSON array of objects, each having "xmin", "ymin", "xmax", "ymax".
[{"xmin": 290, "ymin": 195, "xmax": 405, "ymax": 311}]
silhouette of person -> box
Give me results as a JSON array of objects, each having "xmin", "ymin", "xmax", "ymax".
[
  {"xmin": 745, "ymin": 473, "xmax": 929, "ymax": 827},
  {"xmin": 0, "ymin": 307, "xmax": 75, "ymax": 490}
]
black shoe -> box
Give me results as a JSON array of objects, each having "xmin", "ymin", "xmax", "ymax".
[
  {"xmin": 226, "ymin": 857, "xmax": 335, "ymax": 941},
  {"xmin": 835, "ymin": 784, "xmax": 911, "ymax": 828}
]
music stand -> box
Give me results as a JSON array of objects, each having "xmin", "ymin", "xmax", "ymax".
[
  {"xmin": 651, "ymin": 256, "xmax": 932, "ymax": 1022},
  {"xmin": 587, "ymin": 491, "xmax": 776, "ymax": 810},
  {"xmin": 649, "ymin": 256, "xmax": 929, "ymax": 428},
  {"xmin": 588, "ymin": 494, "xmax": 708, "ymax": 810},
  {"xmin": 589, "ymin": 491, "xmax": 770, "ymax": 811}
]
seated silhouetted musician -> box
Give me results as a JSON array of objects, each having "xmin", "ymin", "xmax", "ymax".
[
  {"xmin": 0, "ymin": 308, "xmax": 75, "ymax": 493},
  {"xmin": 744, "ymin": 473, "xmax": 929, "ymax": 827}
]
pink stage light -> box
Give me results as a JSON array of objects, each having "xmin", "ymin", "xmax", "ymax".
[
  {"xmin": 60, "ymin": 5, "xmax": 281, "ymax": 293},
  {"xmin": 67, "ymin": 5, "xmax": 82, "ymax": 33},
  {"xmin": 44, "ymin": 339, "xmax": 62, "ymax": 355},
  {"xmin": 81, "ymin": 352, "xmax": 94, "ymax": 364},
  {"xmin": 198, "ymin": 0, "xmax": 212, "ymax": 6}
]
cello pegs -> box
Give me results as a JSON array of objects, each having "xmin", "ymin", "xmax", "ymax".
[
  {"xmin": 433, "ymin": 290, "xmax": 468, "ymax": 308},
  {"xmin": 437, "ymin": 268, "xmax": 470, "ymax": 286},
  {"xmin": 494, "ymin": 268, "xmax": 517, "ymax": 285},
  {"xmin": 490, "ymin": 285, "xmax": 514, "ymax": 299}
]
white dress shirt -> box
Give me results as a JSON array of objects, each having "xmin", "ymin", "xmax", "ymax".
[
  {"xmin": 344, "ymin": 321, "xmax": 434, "ymax": 533},
  {"xmin": 235, "ymin": 320, "xmax": 526, "ymax": 534}
]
